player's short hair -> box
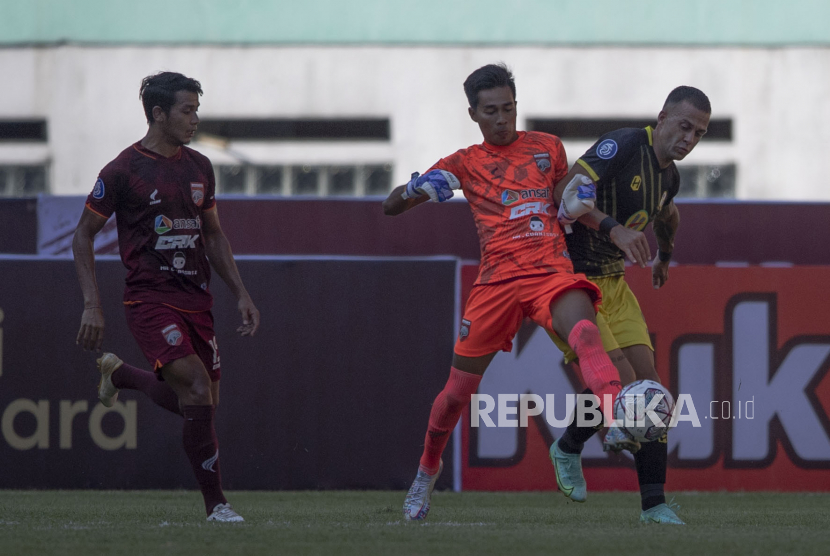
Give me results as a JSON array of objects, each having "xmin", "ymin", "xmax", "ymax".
[
  {"xmin": 140, "ymin": 72, "xmax": 203, "ymax": 124},
  {"xmin": 463, "ymin": 64, "xmax": 516, "ymax": 110},
  {"xmin": 663, "ymin": 86, "xmax": 711, "ymax": 114}
]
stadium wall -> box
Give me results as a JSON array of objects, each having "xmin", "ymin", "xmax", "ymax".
[{"xmin": 1, "ymin": 45, "xmax": 830, "ymax": 200}]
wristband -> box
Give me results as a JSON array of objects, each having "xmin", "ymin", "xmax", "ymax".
[
  {"xmin": 658, "ymin": 250, "xmax": 673, "ymax": 263},
  {"xmin": 598, "ymin": 216, "xmax": 620, "ymax": 235}
]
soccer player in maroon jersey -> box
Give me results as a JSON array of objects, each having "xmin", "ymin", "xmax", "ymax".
[
  {"xmin": 73, "ymin": 72, "xmax": 260, "ymax": 522},
  {"xmin": 384, "ymin": 64, "xmax": 622, "ymax": 521}
]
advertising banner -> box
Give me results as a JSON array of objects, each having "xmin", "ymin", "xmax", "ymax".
[
  {"xmin": 0, "ymin": 257, "xmax": 457, "ymax": 490},
  {"xmin": 460, "ymin": 265, "xmax": 830, "ymax": 491}
]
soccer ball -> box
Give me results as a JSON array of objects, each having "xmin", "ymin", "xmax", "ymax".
[{"xmin": 613, "ymin": 380, "xmax": 675, "ymax": 443}]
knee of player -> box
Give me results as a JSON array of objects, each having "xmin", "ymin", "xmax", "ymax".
[
  {"xmin": 569, "ymin": 320, "xmax": 602, "ymax": 348},
  {"xmin": 185, "ymin": 377, "xmax": 213, "ymax": 404}
]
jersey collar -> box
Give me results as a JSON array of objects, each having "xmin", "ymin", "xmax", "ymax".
[
  {"xmin": 133, "ymin": 141, "xmax": 183, "ymax": 161},
  {"xmin": 483, "ymin": 131, "xmax": 526, "ymax": 152}
]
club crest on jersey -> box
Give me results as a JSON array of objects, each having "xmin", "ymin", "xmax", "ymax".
[
  {"xmin": 502, "ymin": 190, "xmax": 521, "ymax": 206},
  {"xmin": 625, "ymin": 209, "xmax": 649, "ymax": 231},
  {"xmin": 92, "ymin": 178, "xmax": 105, "ymax": 199},
  {"xmin": 533, "ymin": 153, "xmax": 551, "ymax": 172},
  {"xmin": 459, "ymin": 319, "xmax": 471, "ymax": 340},
  {"xmin": 596, "ymin": 139, "xmax": 618, "ymax": 160},
  {"xmin": 154, "ymin": 215, "xmax": 173, "ymax": 235},
  {"xmin": 630, "ymin": 176, "xmax": 642, "ymax": 191},
  {"xmin": 149, "ymin": 189, "xmax": 161, "ymax": 205},
  {"xmin": 161, "ymin": 324, "xmax": 183, "ymax": 346},
  {"xmin": 191, "ymin": 183, "xmax": 205, "ymax": 207}
]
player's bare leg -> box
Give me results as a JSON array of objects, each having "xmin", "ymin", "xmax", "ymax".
[
  {"xmin": 162, "ymin": 355, "xmax": 242, "ymax": 522},
  {"xmin": 403, "ymin": 352, "xmax": 495, "ymax": 521}
]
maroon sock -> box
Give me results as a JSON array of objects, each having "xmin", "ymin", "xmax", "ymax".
[
  {"xmin": 182, "ymin": 405, "xmax": 227, "ymax": 515},
  {"xmin": 111, "ymin": 362, "xmax": 182, "ymax": 416}
]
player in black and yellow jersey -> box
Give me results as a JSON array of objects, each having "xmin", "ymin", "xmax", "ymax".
[{"xmin": 548, "ymin": 86, "xmax": 711, "ymax": 525}]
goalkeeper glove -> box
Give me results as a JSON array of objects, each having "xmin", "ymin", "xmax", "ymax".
[
  {"xmin": 558, "ymin": 175, "xmax": 596, "ymax": 233},
  {"xmin": 401, "ymin": 169, "xmax": 461, "ymax": 203}
]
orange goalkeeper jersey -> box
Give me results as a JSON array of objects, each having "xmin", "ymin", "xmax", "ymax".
[{"xmin": 429, "ymin": 131, "xmax": 573, "ymax": 285}]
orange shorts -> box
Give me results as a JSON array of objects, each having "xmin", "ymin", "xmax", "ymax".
[{"xmin": 454, "ymin": 272, "xmax": 602, "ymax": 358}]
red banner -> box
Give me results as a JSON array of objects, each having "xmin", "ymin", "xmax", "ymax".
[{"xmin": 460, "ymin": 265, "xmax": 830, "ymax": 491}]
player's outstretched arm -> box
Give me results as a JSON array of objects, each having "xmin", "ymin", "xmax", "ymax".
[
  {"xmin": 72, "ymin": 208, "xmax": 109, "ymax": 351},
  {"xmin": 202, "ymin": 208, "xmax": 260, "ymax": 337},
  {"xmin": 382, "ymin": 170, "xmax": 461, "ymax": 216},
  {"xmin": 382, "ymin": 184, "xmax": 430, "ymax": 216},
  {"xmin": 651, "ymin": 201, "xmax": 679, "ymax": 289}
]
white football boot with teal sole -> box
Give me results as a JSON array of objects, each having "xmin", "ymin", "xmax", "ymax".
[
  {"xmin": 550, "ymin": 438, "xmax": 587, "ymax": 503},
  {"xmin": 640, "ymin": 502, "xmax": 685, "ymax": 525}
]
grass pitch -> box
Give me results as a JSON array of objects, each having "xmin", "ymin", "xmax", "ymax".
[{"xmin": 1, "ymin": 490, "xmax": 829, "ymax": 555}]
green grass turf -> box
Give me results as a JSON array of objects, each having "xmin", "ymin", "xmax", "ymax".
[{"xmin": 1, "ymin": 490, "xmax": 829, "ymax": 555}]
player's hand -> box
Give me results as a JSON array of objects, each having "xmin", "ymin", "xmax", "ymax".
[
  {"xmin": 76, "ymin": 306, "xmax": 105, "ymax": 352},
  {"xmin": 558, "ymin": 175, "xmax": 596, "ymax": 233},
  {"xmin": 609, "ymin": 226, "xmax": 651, "ymax": 268},
  {"xmin": 652, "ymin": 257, "xmax": 670, "ymax": 289},
  {"xmin": 237, "ymin": 295, "xmax": 260, "ymax": 337},
  {"xmin": 401, "ymin": 170, "xmax": 461, "ymax": 203}
]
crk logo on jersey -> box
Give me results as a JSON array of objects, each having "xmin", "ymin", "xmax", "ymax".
[
  {"xmin": 502, "ymin": 190, "xmax": 521, "ymax": 206},
  {"xmin": 533, "ymin": 153, "xmax": 551, "ymax": 172},
  {"xmin": 161, "ymin": 324, "xmax": 183, "ymax": 346},
  {"xmin": 155, "ymin": 235, "xmax": 199, "ymax": 250},
  {"xmin": 191, "ymin": 183, "xmax": 205, "ymax": 207},
  {"xmin": 509, "ymin": 202, "xmax": 551, "ymax": 220},
  {"xmin": 154, "ymin": 215, "xmax": 173, "ymax": 235}
]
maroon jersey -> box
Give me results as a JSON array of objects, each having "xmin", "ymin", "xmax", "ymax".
[{"xmin": 85, "ymin": 142, "xmax": 216, "ymax": 312}]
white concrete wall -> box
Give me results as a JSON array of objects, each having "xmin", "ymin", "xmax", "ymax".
[{"xmin": 0, "ymin": 45, "xmax": 827, "ymax": 199}]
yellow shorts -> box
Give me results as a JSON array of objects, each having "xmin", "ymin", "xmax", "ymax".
[{"xmin": 548, "ymin": 274, "xmax": 653, "ymax": 363}]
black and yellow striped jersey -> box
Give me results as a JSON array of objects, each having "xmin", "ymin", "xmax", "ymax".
[{"xmin": 566, "ymin": 126, "xmax": 679, "ymax": 277}]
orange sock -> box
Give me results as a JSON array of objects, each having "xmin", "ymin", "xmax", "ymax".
[
  {"xmin": 568, "ymin": 320, "xmax": 621, "ymax": 414},
  {"xmin": 419, "ymin": 367, "xmax": 482, "ymax": 474}
]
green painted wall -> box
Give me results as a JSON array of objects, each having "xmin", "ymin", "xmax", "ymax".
[{"xmin": 2, "ymin": 0, "xmax": 829, "ymax": 45}]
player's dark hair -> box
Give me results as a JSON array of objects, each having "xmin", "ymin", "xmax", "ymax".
[
  {"xmin": 463, "ymin": 64, "xmax": 516, "ymax": 110},
  {"xmin": 140, "ymin": 72, "xmax": 203, "ymax": 124},
  {"xmin": 663, "ymin": 86, "xmax": 711, "ymax": 114}
]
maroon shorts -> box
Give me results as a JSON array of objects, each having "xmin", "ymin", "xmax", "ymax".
[{"xmin": 124, "ymin": 302, "xmax": 221, "ymax": 381}]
